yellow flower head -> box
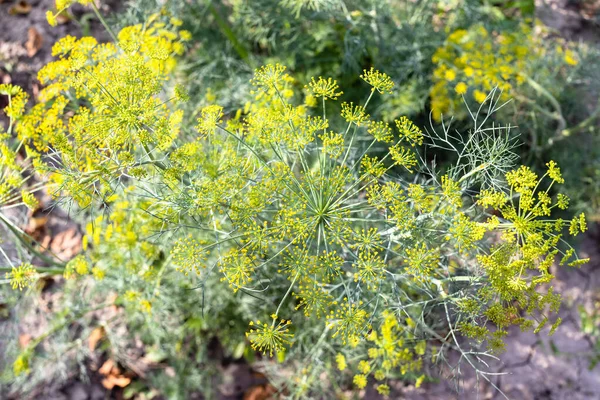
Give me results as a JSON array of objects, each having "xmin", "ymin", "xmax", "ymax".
[
  {"xmin": 307, "ymin": 76, "xmax": 343, "ymax": 100},
  {"xmin": 246, "ymin": 318, "xmax": 294, "ymax": 357},
  {"xmin": 360, "ymin": 67, "xmax": 395, "ymax": 94}
]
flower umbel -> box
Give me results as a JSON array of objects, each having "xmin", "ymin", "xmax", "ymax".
[{"xmin": 246, "ymin": 318, "xmax": 294, "ymax": 357}]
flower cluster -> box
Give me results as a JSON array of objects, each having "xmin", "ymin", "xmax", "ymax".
[
  {"xmin": 14, "ymin": 16, "xmax": 189, "ymax": 208},
  {"xmin": 1, "ymin": 13, "xmax": 590, "ymax": 392},
  {"xmin": 430, "ymin": 23, "xmax": 579, "ymax": 121}
]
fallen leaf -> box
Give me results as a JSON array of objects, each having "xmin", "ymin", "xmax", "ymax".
[
  {"xmin": 243, "ymin": 384, "xmax": 276, "ymax": 400},
  {"xmin": 50, "ymin": 228, "xmax": 82, "ymax": 259},
  {"xmin": 19, "ymin": 334, "xmax": 32, "ymax": 348},
  {"xmin": 102, "ymin": 375, "xmax": 131, "ymax": 390},
  {"xmin": 88, "ymin": 326, "xmax": 105, "ymax": 351},
  {"xmin": 25, "ymin": 207, "xmax": 48, "ymax": 240},
  {"xmin": 99, "ymin": 359, "xmax": 116, "ymax": 375},
  {"xmin": 56, "ymin": 12, "xmax": 71, "ymax": 25},
  {"xmin": 99, "ymin": 359, "xmax": 132, "ymax": 390},
  {"xmin": 25, "ymin": 27, "xmax": 43, "ymax": 57},
  {"xmin": 9, "ymin": 0, "xmax": 32, "ymax": 15}
]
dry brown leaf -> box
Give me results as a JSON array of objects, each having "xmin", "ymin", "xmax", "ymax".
[
  {"xmin": 56, "ymin": 12, "xmax": 71, "ymax": 25},
  {"xmin": 9, "ymin": 0, "xmax": 32, "ymax": 15},
  {"xmin": 244, "ymin": 384, "xmax": 276, "ymax": 400},
  {"xmin": 102, "ymin": 375, "xmax": 131, "ymax": 390},
  {"xmin": 98, "ymin": 359, "xmax": 115, "ymax": 376},
  {"xmin": 88, "ymin": 326, "xmax": 105, "ymax": 352},
  {"xmin": 19, "ymin": 334, "xmax": 32, "ymax": 348},
  {"xmin": 25, "ymin": 27, "xmax": 43, "ymax": 57},
  {"xmin": 26, "ymin": 215, "xmax": 48, "ymax": 234},
  {"xmin": 50, "ymin": 228, "xmax": 82, "ymax": 259},
  {"xmin": 99, "ymin": 358, "xmax": 132, "ymax": 390},
  {"xmin": 40, "ymin": 235, "xmax": 52, "ymax": 251}
]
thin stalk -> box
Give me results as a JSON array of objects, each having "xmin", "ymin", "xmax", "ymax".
[
  {"xmin": 0, "ymin": 213, "xmax": 66, "ymax": 268},
  {"xmin": 91, "ymin": 2, "xmax": 118, "ymax": 43},
  {"xmin": 207, "ymin": 2, "xmax": 250, "ymax": 63},
  {"xmin": 273, "ymin": 272, "xmax": 300, "ymax": 325},
  {"xmin": 0, "ymin": 266, "xmax": 65, "ymax": 274}
]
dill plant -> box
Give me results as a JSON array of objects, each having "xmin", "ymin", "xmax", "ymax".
[
  {"xmin": 117, "ymin": 0, "xmax": 600, "ymax": 220},
  {"xmin": 0, "ymin": 2, "xmax": 593, "ymax": 398}
]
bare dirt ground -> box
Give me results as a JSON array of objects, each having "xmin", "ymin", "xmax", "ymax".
[{"xmin": 396, "ymin": 229, "xmax": 600, "ymax": 400}]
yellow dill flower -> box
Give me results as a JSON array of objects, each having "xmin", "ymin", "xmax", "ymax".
[
  {"xmin": 171, "ymin": 236, "xmax": 208, "ymax": 276},
  {"xmin": 341, "ymin": 102, "xmax": 370, "ymax": 126},
  {"xmin": 505, "ymin": 165, "xmax": 538, "ymax": 192},
  {"xmin": 446, "ymin": 213, "xmax": 486, "ymax": 252},
  {"xmin": 219, "ymin": 249, "xmax": 255, "ymax": 292},
  {"xmin": 196, "ymin": 105, "xmax": 223, "ymax": 138},
  {"xmin": 374, "ymin": 369, "xmax": 385, "ymax": 380},
  {"xmin": 395, "ymin": 116, "xmax": 423, "ymax": 146},
  {"xmin": 546, "ymin": 160, "xmax": 564, "ymax": 184},
  {"xmin": 376, "ymin": 384, "xmax": 390, "ymax": 395},
  {"xmin": 335, "ymin": 353, "xmax": 347, "ymax": 371},
  {"xmin": 361, "ymin": 155, "xmax": 386, "ymax": 178},
  {"xmin": 46, "ymin": 11, "xmax": 58, "ymax": 27},
  {"xmin": 368, "ymin": 121, "xmax": 393, "ymax": 143},
  {"xmin": 353, "ymin": 374, "xmax": 368, "ymax": 389},
  {"xmin": 329, "ymin": 300, "xmax": 369, "ymax": 345},
  {"xmin": 6, "ymin": 263, "xmax": 37, "ymax": 291},
  {"xmin": 549, "ymin": 318, "xmax": 562, "ymax": 336},
  {"xmin": 293, "ymin": 282, "xmax": 332, "ymax": 317},
  {"xmin": 140, "ymin": 299, "xmax": 152, "ymax": 314},
  {"xmin": 569, "ymin": 212, "xmax": 587, "ymax": 236},
  {"xmin": 444, "ymin": 69, "xmax": 456, "ymax": 81},
  {"xmin": 21, "ymin": 191, "xmax": 39, "ymax": 210},
  {"xmin": 13, "ymin": 350, "xmax": 31, "ymax": 376},
  {"xmin": 170, "ymin": 17, "xmax": 183, "ymax": 26},
  {"xmin": 415, "ymin": 374, "xmax": 426, "ymax": 388},
  {"xmin": 389, "ymin": 145, "xmax": 417, "ymax": 171},
  {"xmin": 320, "ymin": 131, "xmax": 344, "ymax": 158},
  {"xmin": 360, "ymin": 67, "xmax": 394, "ymax": 94},
  {"xmin": 246, "ymin": 319, "xmax": 294, "ymax": 357},
  {"xmin": 91, "ymin": 266, "xmax": 105, "ymax": 280},
  {"xmin": 473, "ymin": 90, "xmax": 487, "ymax": 104},
  {"xmin": 251, "ymin": 63, "xmax": 287, "ymax": 89},
  {"xmin": 454, "ymin": 82, "xmax": 468, "ymax": 95},
  {"xmin": 306, "ymin": 76, "xmax": 343, "ymax": 100},
  {"xmin": 354, "ymin": 251, "xmax": 385, "ymax": 288},
  {"xmin": 477, "ymin": 188, "xmax": 508, "ymax": 209},
  {"xmin": 64, "ymin": 255, "xmax": 89, "ymax": 278},
  {"xmin": 405, "ymin": 243, "xmax": 438, "ymax": 283},
  {"xmin": 174, "ymin": 84, "xmax": 190, "ymax": 102},
  {"xmin": 358, "ymin": 360, "xmax": 371, "ymax": 374},
  {"xmin": 564, "ymin": 49, "xmax": 578, "ymax": 66}
]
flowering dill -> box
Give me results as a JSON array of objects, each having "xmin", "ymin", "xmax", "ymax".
[
  {"xmin": 6, "ymin": 263, "xmax": 37, "ymax": 290},
  {"xmin": 246, "ymin": 318, "xmax": 294, "ymax": 357},
  {"xmin": 251, "ymin": 63, "xmax": 288, "ymax": 90},
  {"xmin": 329, "ymin": 301, "xmax": 369, "ymax": 345},
  {"xmin": 341, "ymin": 102, "xmax": 370, "ymax": 126},
  {"xmin": 171, "ymin": 236, "xmax": 208, "ymax": 276},
  {"xmin": 306, "ymin": 76, "xmax": 343, "ymax": 100}
]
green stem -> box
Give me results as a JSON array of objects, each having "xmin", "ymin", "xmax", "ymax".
[
  {"xmin": 525, "ymin": 77, "xmax": 566, "ymax": 133},
  {"xmin": 561, "ymin": 98, "xmax": 600, "ymax": 137},
  {"xmin": 90, "ymin": 2, "xmax": 118, "ymax": 43},
  {"xmin": 0, "ymin": 266, "xmax": 64, "ymax": 274},
  {"xmin": 207, "ymin": 2, "xmax": 250, "ymax": 63},
  {"xmin": 0, "ymin": 214, "xmax": 66, "ymax": 268}
]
